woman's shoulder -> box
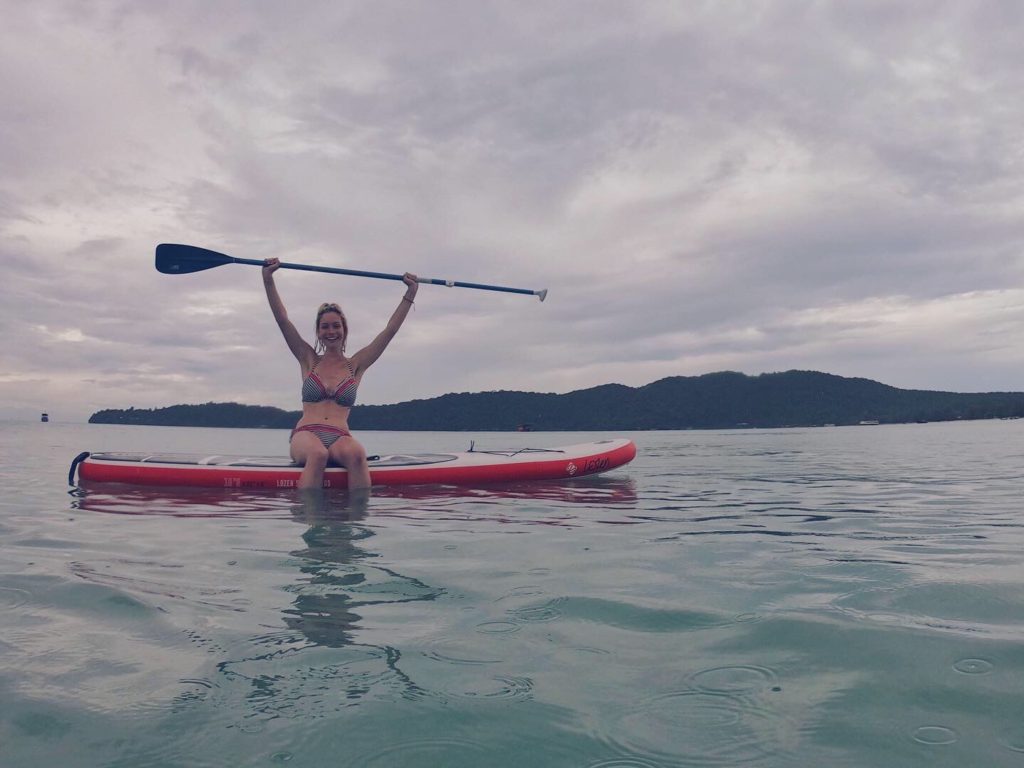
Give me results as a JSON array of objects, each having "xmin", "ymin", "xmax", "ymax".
[
  {"xmin": 345, "ymin": 350, "xmax": 368, "ymax": 376},
  {"xmin": 297, "ymin": 348, "xmax": 320, "ymax": 373}
]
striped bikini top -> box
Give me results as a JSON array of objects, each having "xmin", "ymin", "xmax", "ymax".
[{"xmin": 301, "ymin": 357, "xmax": 358, "ymax": 407}]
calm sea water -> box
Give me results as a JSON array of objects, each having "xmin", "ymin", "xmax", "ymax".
[{"xmin": 2, "ymin": 419, "xmax": 1023, "ymax": 767}]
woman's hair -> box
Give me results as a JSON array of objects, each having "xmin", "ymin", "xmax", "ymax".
[{"xmin": 315, "ymin": 302, "xmax": 348, "ymax": 353}]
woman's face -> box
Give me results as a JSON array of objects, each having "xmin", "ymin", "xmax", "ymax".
[{"xmin": 318, "ymin": 311, "xmax": 346, "ymax": 348}]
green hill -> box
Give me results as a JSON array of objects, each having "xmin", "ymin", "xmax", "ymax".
[{"xmin": 88, "ymin": 370, "xmax": 1024, "ymax": 430}]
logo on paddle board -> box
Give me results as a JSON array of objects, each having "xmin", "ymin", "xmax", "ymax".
[{"xmin": 566, "ymin": 462, "xmax": 578, "ymax": 475}]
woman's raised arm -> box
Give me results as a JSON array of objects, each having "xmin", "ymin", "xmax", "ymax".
[
  {"xmin": 263, "ymin": 258, "xmax": 314, "ymax": 364},
  {"xmin": 351, "ymin": 273, "xmax": 419, "ymax": 372}
]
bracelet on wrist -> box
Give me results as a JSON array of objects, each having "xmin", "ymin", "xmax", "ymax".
[{"xmin": 402, "ymin": 295, "xmax": 414, "ymax": 304}]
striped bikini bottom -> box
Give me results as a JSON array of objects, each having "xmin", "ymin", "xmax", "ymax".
[{"xmin": 290, "ymin": 424, "xmax": 352, "ymax": 448}]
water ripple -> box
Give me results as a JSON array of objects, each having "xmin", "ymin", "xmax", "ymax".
[
  {"xmin": 68, "ymin": 560, "xmax": 244, "ymax": 613},
  {"xmin": 350, "ymin": 737, "xmax": 491, "ymax": 767},
  {"xmin": 509, "ymin": 598, "xmax": 565, "ymax": 623},
  {"xmin": 690, "ymin": 664, "xmax": 778, "ymax": 693},
  {"xmin": 1000, "ymin": 730, "xmax": 1024, "ymax": 753},
  {"xmin": 421, "ymin": 649, "xmax": 501, "ymax": 666},
  {"xmin": 0, "ymin": 586, "xmax": 31, "ymax": 609},
  {"xmin": 911, "ymin": 725, "xmax": 959, "ymax": 745},
  {"xmin": 833, "ymin": 582, "xmax": 1024, "ymax": 639},
  {"xmin": 474, "ymin": 620, "xmax": 521, "ymax": 634},
  {"xmin": 604, "ymin": 689, "xmax": 796, "ymax": 765},
  {"xmin": 587, "ymin": 759, "xmax": 662, "ymax": 768},
  {"xmin": 953, "ymin": 658, "xmax": 993, "ymax": 675},
  {"xmin": 214, "ymin": 643, "xmax": 408, "ymax": 719},
  {"xmin": 447, "ymin": 674, "xmax": 533, "ymax": 700},
  {"xmin": 552, "ymin": 596, "xmax": 754, "ymax": 633}
]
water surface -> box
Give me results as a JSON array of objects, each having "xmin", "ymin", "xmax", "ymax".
[{"xmin": 2, "ymin": 420, "xmax": 1023, "ymax": 766}]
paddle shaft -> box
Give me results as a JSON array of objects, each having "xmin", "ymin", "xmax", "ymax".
[{"xmin": 238, "ymin": 256, "xmax": 543, "ymax": 298}]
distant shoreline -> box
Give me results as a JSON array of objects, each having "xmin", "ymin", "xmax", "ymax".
[{"xmin": 88, "ymin": 370, "xmax": 1024, "ymax": 431}]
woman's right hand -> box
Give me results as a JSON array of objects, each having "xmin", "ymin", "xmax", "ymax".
[{"xmin": 262, "ymin": 257, "xmax": 280, "ymax": 280}]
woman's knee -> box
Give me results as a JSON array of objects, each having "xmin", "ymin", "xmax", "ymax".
[
  {"xmin": 293, "ymin": 439, "xmax": 329, "ymax": 468},
  {"xmin": 331, "ymin": 440, "xmax": 367, "ymax": 468}
]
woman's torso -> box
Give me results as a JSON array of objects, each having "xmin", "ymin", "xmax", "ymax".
[{"xmin": 295, "ymin": 354, "xmax": 361, "ymax": 429}]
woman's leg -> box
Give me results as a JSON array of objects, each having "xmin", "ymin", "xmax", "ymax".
[
  {"xmin": 290, "ymin": 431, "xmax": 330, "ymax": 489},
  {"xmin": 328, "ymin": 436, "xmax": 370, "ymax": 490}
]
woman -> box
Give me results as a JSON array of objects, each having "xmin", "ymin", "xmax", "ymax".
[{"xmin": 262, "ymin": 257, "xmax": 418, "ymax": 490}]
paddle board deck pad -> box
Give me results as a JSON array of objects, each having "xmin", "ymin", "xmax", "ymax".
[{"xmin": 70, "ymin": 439, "xmax": 636, "ymax": 489}]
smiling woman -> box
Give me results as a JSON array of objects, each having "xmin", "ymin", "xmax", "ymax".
[{"xmin": 261, "ymin": 256, "xmax": 418, "ymax": 490}]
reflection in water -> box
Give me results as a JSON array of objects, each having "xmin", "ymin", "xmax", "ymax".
[
  {"xmin": 213, "ymin": 488, "xmax": 446, "ymax": 718},
  {"xmin": 68, "ymin": 485, "xmax": 448, "ymax": 714},
  {"xmin": 69, "ymin": 484, "xmax": 291, "ymax": 518},
  {"xmin": 70, "ymin": 475, "xmax": 638, "ymax": 517},
  {"xmin": 66, "ymin": 478, "xmax": 640, "ymax": 717},
  {"xmin": 282, "ymin": 489, "xmax": 373, "ymax": 648},
  {"xmin": 370, "ymin": 475, "xmax": 638, "ymax": 507}
]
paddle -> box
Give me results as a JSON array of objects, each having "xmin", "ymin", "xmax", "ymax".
[{"xmin": 155, "ymin": 243, "xmax": 548, "ymax": 301}]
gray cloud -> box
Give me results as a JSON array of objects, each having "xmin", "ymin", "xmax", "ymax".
[{"xmin": 2, "ymin": 1, "xmax": 1023, "ymax": 422}]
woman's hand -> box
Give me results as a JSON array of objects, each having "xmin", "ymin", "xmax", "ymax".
[
  {"xmin": 263, "ymin": 257, "xmax": 281, "ymax": 280},
  {"xmin": 402, "ymin": 272, "xmax": 419, "ymax": 301}
]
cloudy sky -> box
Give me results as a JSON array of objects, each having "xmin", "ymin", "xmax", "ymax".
[{"xmin": 4, "ymin": 1, "xmax": 1024, "ymax": 423}]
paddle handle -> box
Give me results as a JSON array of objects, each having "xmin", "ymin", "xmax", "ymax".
[{"xmin": 241, "ymin": 256, "xmax": 547, "ymax": 300}]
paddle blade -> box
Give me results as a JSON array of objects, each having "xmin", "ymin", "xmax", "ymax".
[{"xmin": 155, "ymin": 243, "xmax": 235, "ymax": 274}]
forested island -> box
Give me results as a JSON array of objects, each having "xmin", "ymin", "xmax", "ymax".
[{"xmin": 88, "ymin": 370, "xmax": 1024, "ymax": 431}]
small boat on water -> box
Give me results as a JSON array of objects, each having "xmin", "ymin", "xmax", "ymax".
[
  {"xmin": 40, "ymin": 413, "xmax": 49, "ymax": 423},
  {"xmin": 69, "ymin": 438, "xmax": 637, "ymax": 490}
]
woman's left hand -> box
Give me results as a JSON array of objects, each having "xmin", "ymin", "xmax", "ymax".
[{"xmin": 402, "ymin": 273, "xmax": 419, "ymax": 300}]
